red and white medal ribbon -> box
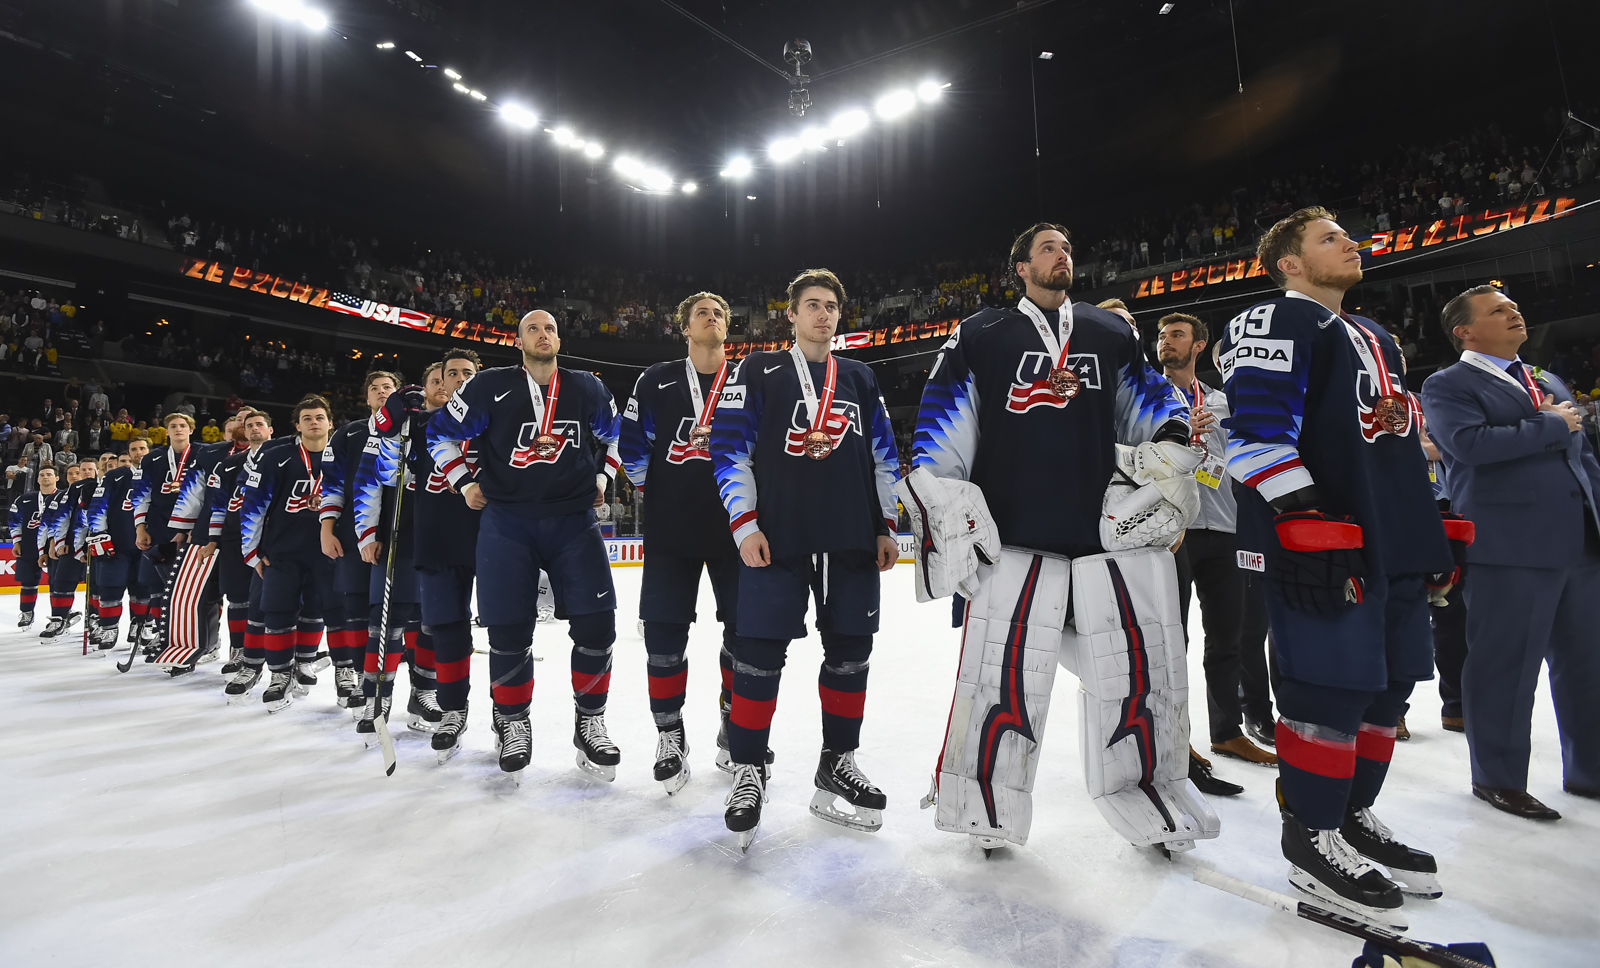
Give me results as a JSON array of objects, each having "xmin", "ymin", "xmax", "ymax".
[
  {"xmin": 1190, "ymin": 379, "xmax": 1208, "ymax": 446},
  {"xmin": 684, "ymin": 357, "xmax": 729, "ymax": 452},
  {"xmin": 525, "ymin": 365, "xmax": 563, "ymax": 458},
  {"xmin": 790, "ymin": 345, "xmax": 839, "ymax": 458},
  {"xmin": 1017, "ymin": 295, "xmax": 1078, "ymax": 397},
  {"xmin": 1344, "ymin": 320, "xmax": 1411, "ymax": 435},
  {"xmin": 161, "ymin": 443, "xmax": 192, "ymax": 494},
  {"xmin": 296, "ymin": 440, "xmax": 322, "ymax": 509}
]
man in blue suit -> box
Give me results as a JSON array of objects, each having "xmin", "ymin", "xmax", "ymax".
[{"xmin": 1421, "ymin": 285, "xmax": 1600, "ymax": 821}]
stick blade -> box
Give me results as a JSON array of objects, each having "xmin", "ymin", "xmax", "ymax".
[{"xmin": 376, "ymin": 714, "xmax": 397, "ymax": 776}]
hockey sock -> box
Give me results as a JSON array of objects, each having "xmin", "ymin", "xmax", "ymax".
[
  {"xmin": 226, "ymin": 603, "xmax": 248, "ymax": 653},
  {"xmin": 818, "ymin": 633, "xmax": 873, "ymax": 753},
  {"xmin": 431, "ymin": 621, "xmax": 474, "ymax": 711},
  {"xmin": 362, "ymin": 624, "xmax": 406, "ymax": 699},
  {"xmin": 719, "ymin": 625, "xmax": 737, "ymax": 709},
  {"xmin": 19, "ymin": 587, "xmax": 37, "ymax": 610},
  {"xmin": 1349, "ymin": 681, "xmax": 1413, "ymax": 809},
  {"xmin": 295, "ymin": 617, "xmax": 325, "ymax": 659},
  {"xmin": 99, "ymin": 601, "xmax": 124, "ymax": 629},
  {"xmin": 569, "ymin": 611, "xmax": 616, "ymax": 715},
  {"xmin": 487, "ymin": 621, "xmax": 536, "ymax": 716},
  {"xmin": 643, "ymin": 621, "xmax": 692, "ymax": 725},
  {"xmin": 129, "ymin": 599, "xmax": 149, "ymax": 621},
  {"xmin": 410, "ymin": 624, "xmax": 437, "ymax": 686},
  {"xmin": 1274, "ymin": 678, "xmax": 1373, "ymax": 829},
  {"xmin": 264, "ymin": 626, "xmax": 297, "ymax": 671},
  {"xmin": 50, "ymin": 593, "xmax": 75, "ymax": 617},
  {"xmin": 244, "ymin": 613, "xmax": 267, "ymax": 664},
  {"xmin": 728, "ymin": 636, "xmax": 789, "ymax": 765}
]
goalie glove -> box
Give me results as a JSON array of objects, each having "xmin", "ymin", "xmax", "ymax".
[
  {"xmin": 894, "ymin": 467, "xmax": 1000, "ymax": 603},
  {"xmin": 1099, "ymin": 441, "xmax": 1203, "ymax": 551}
]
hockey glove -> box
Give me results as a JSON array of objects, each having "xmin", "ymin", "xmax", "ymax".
[
  {"xmin": 894, "ymin": 466, "xmax": 1000, "ymax": 603},
  {"xmin": 1100, "ymin": 441, "xmax": 1203, "ymax": 550},
  {"xmin": 373, "ymin": 385, "xmax": 427, "ymax": 438},
  {"xmin": 1271, "ymin": 510, "xmax": 1366, "ymax": 615},
  {"xmin": 1425, "ymin": 512, "xmax": 1476, "ymax": 604}
]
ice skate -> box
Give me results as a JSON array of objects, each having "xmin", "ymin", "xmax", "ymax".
[
  {"xmin": 653, "ymin": 721, "xmax": 690, "ymax": 796},
  {"xmin": 290, "ymin": 659, "xmax": 318, "ymax": 698},
  {"xmin": 261, "ymin": 669, "xmax": 296, "ymax": 712},
  {"xmin": 406, "ymin": 688, "xmax": 443, "ymax": 732},
  {"xmin": 193, "ymin": 644, "xmax": 220, "ymax": 668},
  {"xmin": 220, "ymin": 647, "xmax": 244, "ymax": 675},
  {"xmin": 38, "ymin": 616, "xmax": 66, "ymax": 639},
  {"xmin": 971, "ymin": 834, "xmax": 1007, "ymax": 858},
  {"xmin": 306, "ymin": 650, "xmax": 331, "ymax": 674},
  {"xmin": 355, "ymin": 696, "xmax": 394, "ymax": 746},
  {"xmin": 495, "ymin": 711, "xmax": 531, "ymax": 778},
  {"xmin": 16, "ymin": 610, "xmax": 34, "ymax": 629},
  {"xmin": 225, "ymin": 664, "xmax": 264, "ymax": 704},
  {"xmin": 137, "ymin": 620, "xmax": 159, "ymax": 649},
  {"xmin": 333, "ymin": 667, "xmax": 360, "ymax": 703},
  {"xmin": 724, "ymin": 762, "xmax": 767, "ymax": 852},
  {"xmin": 433, "ymin": 707, "xmax": 468, "ymax": 764},
  {"xmin": 1342, "ymin": 805, "xmax": 1441, "ymax": 899},
  {"xmin": 64, "ymin": 610, "xmax": 81, "ymax": 630},
  {"xmin": 809, "ymin": 749, "xmax": 886, "ymax": 833},
  {"xmin": 574, "ymin": 711, "xmax": 620, "ymax": 782},
  {"xmin": 715, "ymin": 707, "xmax": 773, "ymax": 775},
  {"xmin": 1282, "ymin": 811, "xmax": 1407, "ymax": 931}
]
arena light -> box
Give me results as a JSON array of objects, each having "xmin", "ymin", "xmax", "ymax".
[
  {"xmin": 404, "ymin": 50, "xmax": 422, "ymax": 62},
  {"xmin": 641, "ymin": 169, "xmax": 674, "ymax": 193},
  {"xmin": 553, "ymin": 126, "xmax": 576, "ymax": 145},
  {"xmin": 746, "ymin": 194, "xmax": 757, "ymax": 200},
  {"xmin": 452, "ymin": 82, "xmax": 470, "ymax": 94},
  {"xmin": 442, "ymin": 68, "xmax": 462, "ymax": 80},
  {"xmin": 681, "ymin": 181, "xmax": 699, "ymax": 195},
  {"xmin": 769, "ymin": 137, "xmax": 801, "ymax": 162},
  {"xmin": 301, "ymin": 8, "xmax": 328, "ymax": 29},
  {"xmin": 614, "ymin": 155, "xmax": 645, "ymax": 177},
  {"xmin": 830, "ymin": 109, "xmax": 869, "ymax": 138},
  {"xmin": 376, "ymin": 41, "xmax": 395, "ymax": 49},
  {"xmin": 468, "ymin": 90, "xmax": 486, "ymax": 101},
  {"xmin": 500, "ymin": 103, "xmax": 538, "ymax": 129},
  {"xmin": 720, "ymin": 157, "xmax": 753, "ymax": 178},
  {"xmin": 1159, "ymin": 3, "xmax": 1176, "ymax": 12},
  {"xmin": 1038, "ymin": 51, "xmax": 1054, "ymax": 60},
  {"xmin": 798, "ymin": 125, "xmax": 830, "ymax": 150},
  {"xmin": 875, "ymin": 89, "xmax": 916, "ymax": 119},
  {"xmin": 916, "ymin": 81, "xmax": 945, "ymax": 103},
  {"xmin": 583, "ymin": 142, "xmax": 604, "ymax": 159}
]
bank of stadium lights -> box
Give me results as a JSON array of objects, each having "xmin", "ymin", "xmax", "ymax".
[
  {"xmin": 443, "ymin": 68, "xmax": 461, "ymax": 80},
  {"xmin": 376, "ymin": 42, "xmax": 395, "ymax": 50},
  {"xmin": 613, "ymin": 155, "xmax": 674, "ymax": 193},
  {"xmin": 500, "ymin": 103, "xmax": 538, "ymax": 130},
  {"xmin": 248, "ymin": 0, "xmax": 330, "ymax": 30},
  {"xmin": 720, "ymin": 157, "xmax": 753, "ymax": 179},
  {"xmin": 681, "ymin": 182, "xmax": 698, "ymax": 194},
  {"xmin": 766, "ymin": 82, "xmax": 948, "ymax": 163}
]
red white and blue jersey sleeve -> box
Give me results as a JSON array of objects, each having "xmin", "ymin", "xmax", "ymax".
[
  {"xmin": 129, "ymin": 459, "xmax": 153, "ymax": 526},
  {"xmin": 206, "ymin": 465, "xmax": 229, "ymax": 538},
  {"xmin": 319, "ymin": 427, "xmax": 357, "ymax": 526},
  {"xmin": 428, "ymin": 381, "xmax": 492, "ymax": 490},
  {"xmin": 7, "ymin": 496, "xmax": 23, "ymax": 545},
  {"xmin": 711, "ymin": 358, "xmax": 762, "ymax": 545},
  {"xmin": 1115, "ymin": 343, "xmax": 1191, "ymax": 445},
  {"xmin": 167, "ymin": 457, "xmax": 210, "ymax": 532},
  {"xmin": 912, "ymin": 324, "xmax": 981, "ymax": 481},
  {"xmin": 41, "ymin": 492, "xmax": 69, "ymax": 547},
  {"xmin": 587, "ymin": 374, "xmax": 623, "ymax": 482},
  {"xmin": 353, "ymin": 435, "xmax": 396, "ymax": 551},
  {"xmin": 238, "ymin": 457, "xmax": 274, "ymax": 567},
  {"xmin": 619, "ymin": 371, "xmax": 655, "ymax": 488},
  {"xmin": 1219, "ymin": 298, "xmax": 1318, "ymax": 503},
  {"xmin": 868, "ymin": 384, "xmax": 900, "ymax": 530}
]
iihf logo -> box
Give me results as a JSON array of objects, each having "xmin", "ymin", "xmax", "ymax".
[
  {"xmin": 1006, "ymin": 351, "xmax": 1101, "ymax": 413},
  {"xmin": 783, "ymin": 401, "xmax": 861, "ymax": 457},
  {"xmin": 510, "ymin": 420, "xmax": 579, "ymax": 467}
]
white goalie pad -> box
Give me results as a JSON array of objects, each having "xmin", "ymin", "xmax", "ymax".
[
  {"xmin": 1064, "ymin": 547, "xmax": 1220, "ymax": 849},
  {"xmin": 152, "ymin": 544, "xmax": 222, "ymax": 669},
  {"xmin": 1099, "ymin": 442, "xmax": 1202, "ymax": 551},
  {"xmin": 932, "ymin": 547, "xmax": 1069, "ymax": 847},
  {"xmin": 895, "ymin": 467, "xmax": 1001, "ymax": 603}
]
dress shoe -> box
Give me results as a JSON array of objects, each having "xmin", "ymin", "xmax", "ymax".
[
  {"xmin": 1441, "ymin": 716, "xmax": 1464, "ymax": 733},
  {"xmin": 1189, "ymin": 749, "xmax": 1243, "ymax": 797},
  {"xmin": 1395, "ymin": 716, "xmax": 1410, "ymax": 741},
  {"xmin": 1212, "ymin": 735, "xmax": 1279, "ymax": 766},
  {"xmin": 1564, "ymin": 783, "xmax": 1600, "ymax": 800},
  {"xmin": 1244, "ymin": 718, "xmax": 1276, "ymax": 747},
  {"xmin": 1472, "ymin": 784, "xmax": 1561, "ymax": 820}
]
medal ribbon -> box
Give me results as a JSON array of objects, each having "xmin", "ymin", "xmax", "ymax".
[
  {"xmin": 1343, "ymin": 320, "xmax": 1403, "ymax": 402},
  {"xmin": 684, "ymin": 357, "xmax": 730, "ymax": 431},
  {"xmin": 524, "ymin": 365, "xmax": 562, "ymax": 440},
  {"xmin": 1191, "ymin": 379, "xmax": 1208, "ymax": 446},
  {"xmin": 1017, "ymin": 296, "xmax": 1076, "ymax": 373},
  {"xmin": 296, "ymin": 440, "xmax": 322, "ymax": 501},
  {"xmin": 163, "ymin": 443, "xmax": 192, "ymax": 494},
  {"xmin": 790, "ymin": 345, "xmax": 838, "ymax": 433}
]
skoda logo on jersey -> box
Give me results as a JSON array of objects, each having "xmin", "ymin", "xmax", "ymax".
[
  {"xmin": 665, "ymin": 417, "xmax": 712, "ymax": 465},
  {"xmin": 783, "ymin": 400, "xmax": 861, "ymax": 458},
  {"xmin": 509, "ymin": 419, "xmax": 580, "ymax": 467},
  {"xmin": 283, "ymin": 479, "xmax": 321, "ymax": 514},
  {"xmin": 1006, "ymin": 351, "xmax": 1102, "ymax": 413}
]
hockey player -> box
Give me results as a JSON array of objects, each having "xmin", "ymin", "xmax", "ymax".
[
  {"xmin": 904, "ymin": 222, "xmax": 1215, "ymax": 859},
  {"xmin": 319, "ymin": 372, "xmax": 400, "ymax": 707},
  {"xmin": 195, "ymin": 410, "xmax": 272, "ymax": 674},
  {"xmin": 239, "ymin": 395, "xmax": 338, "ymax": 710},
  {"xmin": 426, "ymin": 311, "xmax": 623, "ymax": 780},
  {"xmin": 81, "ymin": 453, "xmax": 141, "ymax": 651},
  {"xmin": 619, "ymin": 291, "xmax": 746, "ymax": 795},
  {"xmin": 39, "ymin": 463, "xmax": 87, "ymax": 638},
  {"xmin": 8, "ymin": 465, "xmax": 56, "ymax": 630},
  {"xmin": 123, "ymin": 437, "xmax": 154, "ymax": 643},
  {"xmin": 219, "ymin": 417, "xmax": 299, "ymax": 702},
  {"xmin": 710, "ymin": 269, "xmax": 900, "ymax": 849},
  {"xmin": 1217, "ymin": 207, "xmax": 1456, "ymax": 928},
  {"xmin": 130, "ymin": 413, "xmax": 203, "ymax": 651}
]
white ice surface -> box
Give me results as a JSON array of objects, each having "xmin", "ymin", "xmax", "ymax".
[{"xmin": 2, "ymin": 567, "xmax": 1595, "ymax": 968}]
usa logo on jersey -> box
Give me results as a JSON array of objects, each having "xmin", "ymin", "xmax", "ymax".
[
  {"xmin": 1006, "ymin": 351, "xmax": 1102, "ymax": 413},
  {"xmin": 665, "ymin": 417, "xmax": 711, "ymax": 464},
  {"xmin": 283, "ymin": 479, "xmax": 321, "ymax": 514},
  {"xmin": 509, "ymin": 420, "xmax": 579, "ymax": 467},
  {"xmin": 783, "ymin": 401, "xmax": 861, "ymax": 457}
]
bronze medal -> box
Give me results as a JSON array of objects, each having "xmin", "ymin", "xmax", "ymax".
[
  {"xmin": 803, "ymin": 429, "xmax": 833, "ymax": 460},
  {"xmin": 1049, "ymin": 368, "xmax": 1081, "ymax": 399},
  {"xmin": 533, "ymin": 433, "xmax": 561, "ymax": 458},
  {"xmin": 689, "ymin": 425, "xmax": 712, "ymax": 450},
  {"xmin": 1374, "ymin": 394, "xmax": 1410, "ymax": 435}
]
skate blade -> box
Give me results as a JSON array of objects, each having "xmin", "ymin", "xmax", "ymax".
[
  {"xmin": 737, "ymin": 827, "xmax": 757, "ymax": 853},
  {"xmin": 659, "ymin": 762, "xmax": 691, "ymax": 796},
  {"xmin": 407, "ymin": 716, "xmax": 440, "ymax": 733},
  {"xmin": 225, "ymin": 692, "xmax": 256, "ymax": 705},
  {"xmin": 290, "ymin": 686, "xmax": 311, "ymax": 699},
  {"xmin": 1288, "ymin": 865, "xmax": 1408, "ymax": 931},
  {"xmin": 715, "ymin": 749, "xmax": 735, "ymax": 775},
  {"xmin": 362, "ymin": 732, "xmax": 380, "ymax": 749},
  {"xmin": 971, "ymin": 834, "xmax": 1007, "ymax": 857},
  {"xmin": 265, "ymin": 696, "xmax": 294, "ymax": 714},
  {"xmin": 1386, "ymin": 867, "xmax": 1443, "ymax": 899},
  {"xmin": 575, "ymin": 751, "xmax": 617, "ymax": 782},
  {"xmin": 435, "ymin": 743, "xmax": 462, "ymax": 765},
  {"xmin": 808, "ymin": 790, "xmax": 883, "ymax": 833},
  {"xmin": 310, "ymin": 655, "xmax": 331, "ymax": 673}
]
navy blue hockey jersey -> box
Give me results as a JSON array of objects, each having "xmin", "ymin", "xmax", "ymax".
[
  {"xmin": 426, "ymin": 364, "xmax": 621, "ymax": 516},
  {"xmin": 130, "ymin": 444, "xmax": 208, "ymax": 534},
  {"xmin": 362, "ymin": 418, "xmax": 482, "ymax": 568},
  {"xmin": 912, "ymin": 299, "xmax": 1191, "ymax": 558},
  {"xmin": 1218, "ymin": 290, "xmax": 1450, "ymax": 575},
  {"xmin": 620, "ymin": 359, "xmax": 740, "ymax": 560},
  {"xmin": 711, "ymin": 350, "xmax": 897, "ymax": 557},
  {"xmin": 319, "ymin": 417, "xmax": 375, "ymax": 554},
  {"xmin": 8, "ymin": 490, "xmax": 48, "ymax": 557},
  {"xmin": 238, "ymin": 436, "xmax": 333, "ymax": 566},
  {"xmin": 83, "ymin": 467, "xmax": 138, "ymax": 556}
]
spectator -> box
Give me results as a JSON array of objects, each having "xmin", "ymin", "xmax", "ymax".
[{"xmin": 200, "ymin": 418, "xmax": 222, "ymax": 443}]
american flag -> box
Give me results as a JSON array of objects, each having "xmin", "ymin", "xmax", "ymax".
[{"xmin": 326, "ymin": 292, "xmax": 368, "ymax": 317}]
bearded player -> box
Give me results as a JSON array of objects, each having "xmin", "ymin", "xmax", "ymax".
[
  {"xmin": 1217, "ymin": 207, "xmax": 1459, "ymax": 930},
  {"xmin": 903, "ymin": 222, "xmax": 1216, "ymax": 859}
]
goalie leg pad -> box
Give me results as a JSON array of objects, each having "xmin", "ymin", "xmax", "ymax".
[
  {"xmin": 153, "ymin": 546, "xmax": 221, "ymax": 668},
  {"xmin": 1065, "ymin": 547, "xmax": 1221, "ymax": 848},
  {"xmin": 933, "ymin": 548, "xmax": 1070, "ymax": 847}
]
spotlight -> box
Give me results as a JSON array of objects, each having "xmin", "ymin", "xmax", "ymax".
[
  {"xmin": 769, "ymin": 138, "xmax": 801, "ymax": 162},
  {"xmin": 554, "ymin": 126, "xmax": 576, "ymax": 145},
  {"xmin": 301, "ymin": 9, "xmax": 328, "ymax": 30},
  {"xmin": 875, "ymin": 89, "xmax": 916, "ymax": 119},
  {"xmin": 614, "ymin": 156, "xmax": 644, "ymax": 177},
  {"xmin": 746, "ymin": 195, "xmax": 757, "ymax": 200},
  {"xmin": 468, "ymin": 90, "xmax": 486, "ymax": 101},
  {"xmin": 452, "ymin": 82, "xmax": 470, "ymax": 94},
  {"xmin": 1159, "ymin": 2, "xmax": 1175, "ymax": 12},
  {"xmin": 500, "ymin": 103, "xmax": 538, "ymax": 129},
  {"xmin": 681, "ymin": 182, "xmax": 699, "ymax": 195},
  {"xmin": 799, "ymin": 125, "xmax": 829, "ymax": 150},
  {"xmin": 916, "ymin": 81, "xmax": 944, "ymax": 102},
  {"xmin": 405, "ymin": 50, "xmax": 422, "ymax": 62},
  {"xmin": 642, "ymin": 170, "xmax": 673, "ymax": 193},
  {"xmin": 571, "ymin": 138, "xmax": 587, "ymax": 149},
  {"xmin": 376, "ymin": 41, "xmax": 395, "ymax": 49},
  {"xmin": 443, "ymin": 68, "xmax": 462, "ymax": 80},
  {"xmin": 1038, "ymin": 51, "xmax": 1054, "ymax": 60},
  {"xmin": 583, "ymin": 142, "xmax": 604, "ymax": 159},
  {"xmin": 720, "ymin": 157, "xmax": 753, "ymax": 178},
  {"xmin": 830, "ymin": 109, "xmax": 869, "ymax": 137}
]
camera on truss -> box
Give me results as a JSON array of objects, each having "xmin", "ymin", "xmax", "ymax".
[{"xmin": 785, "ymin": 38, "xmax": 812, "ymax": 116}]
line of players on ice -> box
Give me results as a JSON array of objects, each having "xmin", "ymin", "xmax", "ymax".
[{"xmin": 10, "ymin": 211, "xmax": 1477, "ymax": 931}]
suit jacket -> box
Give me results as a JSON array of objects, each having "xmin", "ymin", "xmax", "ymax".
[{"xmin": 1422, "ymin": 355, "xmax": 1600, "ymax": 568}]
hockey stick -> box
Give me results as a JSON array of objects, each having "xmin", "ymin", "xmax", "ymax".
[
  {"xmin": 1192, "ymin": 867, "xmax": 1492, "ymax": 968},
  {"xmin": 371, "ymin": 423, "xmax": 411, "ymax": 777},
  {"xmin": 81, "ymin": 551, "xmax": 91, "ymax": 656}
]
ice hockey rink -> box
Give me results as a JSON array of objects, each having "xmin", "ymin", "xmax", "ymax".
[{"xmin": 2, "ymin": 565, "xmax": 1594, "ymax": 968}]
